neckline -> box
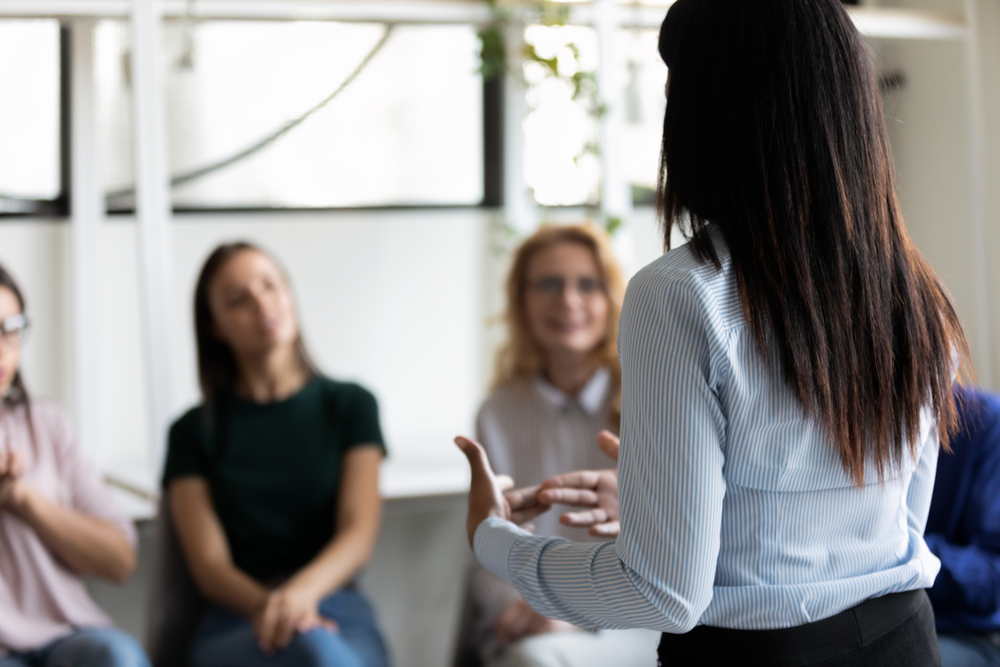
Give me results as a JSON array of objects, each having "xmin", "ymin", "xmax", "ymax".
[
  {"xmin": 533, "ymin": 366, "xmax": 611, "ymax": 416},
  {"xmin": 230, "ymin": 374, "xmax": 321, "ymax": 408}
]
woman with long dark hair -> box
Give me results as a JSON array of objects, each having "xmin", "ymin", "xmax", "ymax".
[
  {"xmin": 457, "ymin": 0, "xmax": 967, "ymax": 665},
  {"xmin": 0, "ymin": 264, "xmax": 148, "ymax": 667},
  {"xmin": 163, "ymin": 243, "xmax": 389, "ymax": 667}
]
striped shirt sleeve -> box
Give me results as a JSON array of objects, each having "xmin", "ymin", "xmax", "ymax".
[{"xmin": 475, "ymin": 269, "xmax": 729, "ymax": 633}]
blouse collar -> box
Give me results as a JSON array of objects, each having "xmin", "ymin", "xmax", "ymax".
[{"xmin": 534, "ymin": 366, "xmax": 611, "ymax": 416}]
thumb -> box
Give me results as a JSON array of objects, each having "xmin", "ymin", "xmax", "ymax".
[
  {"xmin": 597, "ymin": 430, "xmax": 620, "ymax": 462},
  {"xmin": 455, "ymin": 436, "xmax": 497, "ymax": 481}
]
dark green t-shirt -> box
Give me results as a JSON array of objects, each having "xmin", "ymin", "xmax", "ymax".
[{"xmin": 162, "ymin": 376, "xmax": 386, "ymax": 581}]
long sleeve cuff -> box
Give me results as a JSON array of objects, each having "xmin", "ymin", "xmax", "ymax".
[{"xmin": 474, "ymin": 516, "xmax": 534, "ymax": 584}]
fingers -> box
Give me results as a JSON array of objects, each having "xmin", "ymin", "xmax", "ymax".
[
  {"xmin": 538, "ymin": 487, "xmax": 600, "ymax": 507},
  {"xmin": 504, "ymin": 484, "xmax": 540, "ymax": 511},
  {"xmin": 597, "ymin": 430, "xmax": 620, "ymax": 462},
  {"xmin": 273, "ymin": 608, "xmax": 297, "ymax": 651},
  {"xmin": 496, "ymin": 475, "xmax": 515, "ymax": 492},
  {"xmin": 539, "ymin": 470, "xmax": 603, "ymax": 492},
  {"xmin": 456, "ymin": 436, "xmax": 507, "ymax": 547},
  {"xmin": 559, "ymin": 509, "xmax": 609, "ymax": 527},
  {"xmin": 590, "ymin": 521, "xmax": 620, "ymax": 538},
  {"xmin": 297, "ymin": 612, "xmax": 338, "ymax": 635},
  {"xmin": 455, "ymin": 436, "xmax": 498, "ymax": 481},
  {"xmin": 255, "ymin": 598, "xmax": 279, "ymax": 654},
  {"xmin": 510, "ymin": 502, "xmax": 550, "ymax": 526},
  {"xmin": 505, "ymin": 484, "xmax": 551, "ymax": 525}
]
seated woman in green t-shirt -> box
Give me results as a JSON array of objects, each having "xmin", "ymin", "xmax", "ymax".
[{"xmin": 163, "ymin": 242, "xmax": 389, "ymax": 667}]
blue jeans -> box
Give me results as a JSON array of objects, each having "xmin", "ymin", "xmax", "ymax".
[
  {"xmin": 0, "ymin": 628, "xmax": 149, "ymax": 667},
  {"xmin": 190, "ymin": 587, "xmax": 390, "ymax": 667},
  {"xmin": 939, "ymin": 633, "xmax": 1000, "ymax": 667}
]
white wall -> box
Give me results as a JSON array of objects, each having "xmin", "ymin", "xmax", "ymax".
[
  {"xmin": 876, "ymin": 0, "xmax": 1000, "ymax": 389},
  {"xmin": 0, "ymin": 220, "xmax": 72, "ymax": 408},
  {"xmin": 4, "ymin": 209, "xmax": 499, "ymax": 490},
  {"xmin": 976, "ymin": 0, "xmax": 1000, "ymax": 388}
]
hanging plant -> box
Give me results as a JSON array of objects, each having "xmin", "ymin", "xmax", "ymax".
[{"xmin": 479, "ymin": 0, "xmax": 620, "ymax": 238}]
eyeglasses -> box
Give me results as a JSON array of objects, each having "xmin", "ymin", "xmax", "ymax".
[
  {"xmin": 0, "ymin": 314, "xmax": 29, "ymax": 349},
  {"xmin": 528, "ymin": 276, "xmax": 605, "ymax": 298}
]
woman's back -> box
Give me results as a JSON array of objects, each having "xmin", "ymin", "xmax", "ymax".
[{"xmin": 620, "ymin": 228, "xmax": 940, "ymax": 631}]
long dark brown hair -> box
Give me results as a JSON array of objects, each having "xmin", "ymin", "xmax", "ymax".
[
  {"xmin": 194, "ymin": 242, "xmax": 317, "ymax": 408},
  {"xmin": 656, "ymin": 0, "xmax": 969, "ymax": 484},
  {"xmin": 0, "ymin": 263, "xmax": 35, "ymax": 444}
]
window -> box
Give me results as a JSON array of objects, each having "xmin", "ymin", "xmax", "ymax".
[
  {"xmin": 96, "ymin": 20, "xmax": 485, "ymax": 212},
  {"xmin": 521, "ymin": 24, "xmax": 667, "ymax": 208},
  {"xmin": 0, "ymin": 20, "xmax": 64, "ymax": 216}
]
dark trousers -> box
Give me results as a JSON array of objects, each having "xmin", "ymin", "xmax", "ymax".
[{"xmin": 658, "ymin": 589, "xmax": 940, "ymax": 667}]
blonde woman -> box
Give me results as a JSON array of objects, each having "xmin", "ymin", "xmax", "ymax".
[{"xmin": 455, "ymin": 225, "xmax": 659, "ymax": 667}]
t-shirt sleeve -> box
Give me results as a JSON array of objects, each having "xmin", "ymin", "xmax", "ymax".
[
  {"xmin": 162, "ymin": 409, "xmax": 211, "ymax": 487},
  {"xmin": 343, "ymin": 385, "xmax": 387, "ymax": 455}
]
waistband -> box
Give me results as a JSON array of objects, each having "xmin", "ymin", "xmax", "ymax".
[{"xmin": 658, "ymin": 589, "xmax": 928, "ymax": 666}]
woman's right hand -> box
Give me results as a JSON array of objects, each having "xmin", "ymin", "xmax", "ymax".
[{"xmin": 252, "ymin": 584, "xmax": 338, "ymax": 654}]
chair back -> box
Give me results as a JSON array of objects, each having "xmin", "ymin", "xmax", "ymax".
[{"xmin": 145, "ymin": 495, "xmax": 207, "ymax": 667}]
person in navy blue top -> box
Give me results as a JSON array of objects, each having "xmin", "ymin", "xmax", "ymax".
[{"xmin": 927, "ymin": 385, "xmax": 1000, "ymax": 667}]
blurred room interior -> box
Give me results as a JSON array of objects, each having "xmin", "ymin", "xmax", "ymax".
[{"xmin": 0, "ymin": 0, "xmax": 999, "ymax": 664}]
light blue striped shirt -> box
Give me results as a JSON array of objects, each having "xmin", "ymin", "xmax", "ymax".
[{"xmin": 475, "ymin": 225, "xmax": 941, "ymax": 633}]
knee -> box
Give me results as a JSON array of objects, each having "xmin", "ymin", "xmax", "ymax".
[
  {"xmin": 282, "ymin": 629, "xmax": 362, "ymax": 667},
  {"xmin": 491, "ymin": 637, "xmax": 563, "ymax": 667},
  {"xmin": 74, "ymin": 629, "xmax": 151, "ymax": 667}
]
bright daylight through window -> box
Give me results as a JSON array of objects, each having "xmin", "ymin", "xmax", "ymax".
[
  {"xmin": 94, "ymin": 20, "xmax": 485, "ymax": 211},
  {"xmin": 523, "ymin": 23, "xmax": 666, "ymax": 208},
  {"xmin": 0, "ymin": 20, "xmax": 61, "ymax": 214}
]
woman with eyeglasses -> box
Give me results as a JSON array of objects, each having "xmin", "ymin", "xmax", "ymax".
[
  {"xmin": 0, "ymin": 264, "xmax": 148, "ymax": 667},
  {"xmin": 456, "ymin": 0, "xmax": 967, "ymax": 665},
  {"xmin": 453, "ymin": 224, "xmax": 659, "ymax": 667}
]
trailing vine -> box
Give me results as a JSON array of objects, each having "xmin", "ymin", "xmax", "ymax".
[{"xmin": 478, "ymin": 0, "xmax": 622, "ymax": 239}]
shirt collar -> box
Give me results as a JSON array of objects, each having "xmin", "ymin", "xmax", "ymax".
[{"xmin": 534, "ymin": 366, "xmax": 611, "ymax": 416}]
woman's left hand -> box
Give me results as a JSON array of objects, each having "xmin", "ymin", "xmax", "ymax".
[
  {"xmin": 252, "ymin": 583, "xmax": 338, "ymax": 654},
  {"xmin": 455, "ymin": 436, "xmax": 513, "ymax": 548}
]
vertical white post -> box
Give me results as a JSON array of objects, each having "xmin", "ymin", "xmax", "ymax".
[
  {"xmin": 130, "ymin": 0, "xmax": 175, "ymax": 482},
  {"xmin": 503, "ymin": 21, "xmax": 535, "ymax": 234},
  {"xmin": 963, "ymin": 0, "xmax": 992, "ymax": 386},
  {"xmin": 593, "ymin": 0, "xmax": 634, "ymax": 265},
  {"xmin": 70, "ymin": 19, "xmax": 102, "ymax": 467}
]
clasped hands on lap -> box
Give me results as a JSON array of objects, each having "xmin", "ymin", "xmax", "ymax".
[
  {"xmin": 455, "ymin": 430, "xmax": 622, "ymax": 646},
  {"xmin": 251, "ymin": 580, "xmax": 339, "ymax": 655}
]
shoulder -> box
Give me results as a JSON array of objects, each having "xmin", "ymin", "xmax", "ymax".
[
  {"xmin": 169, "ymin": 405, "xmax": 206, "ymax": 441},
  {"xmin": 24, "ymin": 398, "xmax": 74, "ymax": 443},
  {"xmin": 627, "ymin": 234, "xmax": 741, "ymax": 333},
  {"xmin": 25, "ymin": 397, "xmax": 69, "ymax": 427},
  {"xmin": 955, "ymin": 386, "xmax": 1000, "ymax": 446},
  {"xmin": 316, "ymin": 377, "xmax": 378, "ymax": 409}
]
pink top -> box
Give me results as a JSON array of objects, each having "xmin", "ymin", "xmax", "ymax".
[{"xmin": 0, "ymin": 399, "xmax": 136, "ymax": 653}]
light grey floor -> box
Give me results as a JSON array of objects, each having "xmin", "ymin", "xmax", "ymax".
[{"xmin": 87, "ymin": 497, "xmax": 470, "ymax": 667}]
